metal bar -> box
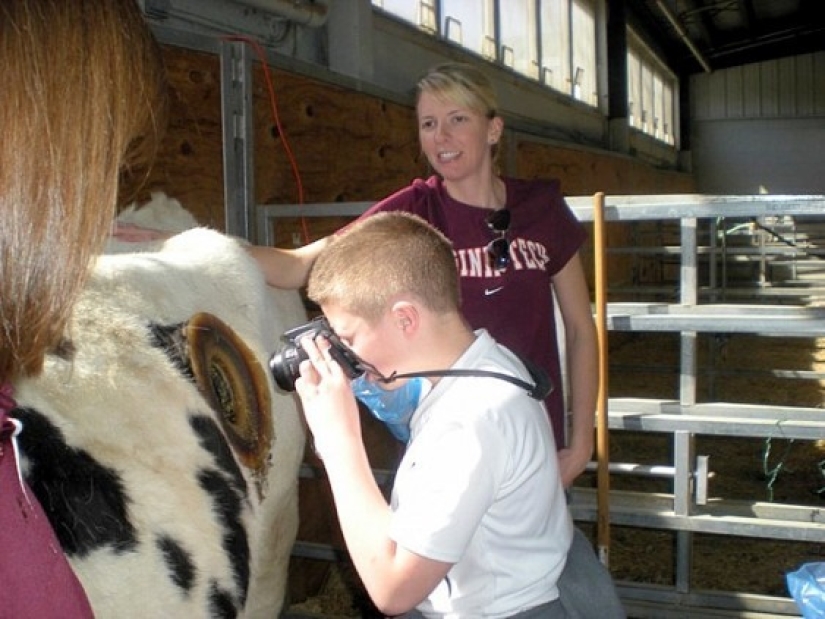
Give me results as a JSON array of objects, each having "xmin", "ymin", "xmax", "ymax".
[
  {"xmin": 583, "ymin": 461, "xmax": 677, "ymax": 478},
  {"xmin": 608, "ymin": 397, "xmax": 825, "ymax": 422},
  {"xmin": 673, "ymin": 432, "xmax": 694, "ymax": 594},
  {"xmin": 270, "ymin": 194, "xmax": 825, "ymax": 616},
  {"xmin": 604, "ymin": 245, "xmax": 825, "ymax": 256},
  {"xmin": 220, "ymin": 40, "xmax": 256, "ymax": 240},
  {"xmin": 608, "ymin": 364, "xmax": 825, "ymax": 381},
  {"xmin": 604, "ymin": 410, "xmax": 825, "ymax": 442},
  {"xmin": 259, "ymin": 195, "xmax": 825, "ymax": 225},
  {"xmin": 679, "ymin": 218, "xmax": 698, "ymax": 404},
  {"xmin": 676, "ymin": 217, "xmax": 698, "ymax": 594},
  {"xmin": 569, "ymin": 194, "xmax": 825, "ymax": 222},
  {"xmin": 695, "ymin": 455, "xmax": 710, "ymax": 506},
  {"xmin": 290, "ymin": 541, "xmax": 347, "ymax": 562},
  {"xmin": 617, "ymin": 582, "xmax": 801, "ymax": 617},
  {"xmin": 568, "ymin": 488, "xmax": 825, "ymax": 540},
  {"xmin": 653, "ymin": 0, "xmax": 712, "ymax": 73},
  {"xmin": 300, "ymin": 463, "xmax": 395, "ymax": 486},
  {"xmin": 605, "ymin": 309, "xmax": 825, "ymax": 335}
]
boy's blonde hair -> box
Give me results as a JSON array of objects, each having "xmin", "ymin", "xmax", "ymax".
[{"xmin": 308, "ymin": 212, "xmax": 460, "ymax": 323}]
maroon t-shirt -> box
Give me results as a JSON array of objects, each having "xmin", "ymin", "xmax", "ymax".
[
  {"xmin": 361, "ymin": 175, "xmax": 587, "ymax": 448},
  {"xmin": 1, "ymin": 384, "xmax": 94, "ymax": 618}
]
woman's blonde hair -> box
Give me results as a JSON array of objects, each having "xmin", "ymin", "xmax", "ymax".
[
  {"xmin": 416, "ymin": 62, "xmax": 498, "ymax": 118},
  {"xmin": 308, "ymin": 212, "xmax": 460, "ymax": 324},
  {"xmin": 416, "ymin": 62, "xmax": 502, "ymax": 168},
  {"xmin": 0, "ymin": 0, "xmax": 168, "ymax": 381}
]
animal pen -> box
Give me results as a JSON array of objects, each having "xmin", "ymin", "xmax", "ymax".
[
  {"xmin": 226, "ymin": 40, "xmax": 825, "ymax": 619},
  {"xmin": 255, "ymin": 193, "xmax": 825, "ymax": 619}
]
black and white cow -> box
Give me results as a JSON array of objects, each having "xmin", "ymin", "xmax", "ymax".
[{"xmin": 13, "ymin": 194, "xmax": 306, "ymax": 618}]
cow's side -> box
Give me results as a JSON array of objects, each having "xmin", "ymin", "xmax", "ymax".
[{"xmin": 13, "ymin": 197, "xmax": 306, "ymax": 618}]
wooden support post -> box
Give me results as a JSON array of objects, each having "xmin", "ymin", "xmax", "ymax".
[{"xmin": 593, "ymin": 191, "xmax": 611, "ymax": 566}]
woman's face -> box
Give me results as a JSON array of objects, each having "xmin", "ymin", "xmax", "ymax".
[{"xmin": 416, "ymin": 91, "xmax": 501, "ymax": 183}]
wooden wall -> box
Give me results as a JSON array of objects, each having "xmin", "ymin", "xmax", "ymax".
[
  {"xmin": 122, "ymin": 43, "xmax": 695, "ymax": 302},
  {"xmin": 124, "ymin": 44, "xmax": 695, "ymax": 237}
]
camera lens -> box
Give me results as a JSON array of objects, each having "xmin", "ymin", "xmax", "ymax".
[{"xmin": 269, "ymin": 344, "xmax": 306, "ymax": 392}]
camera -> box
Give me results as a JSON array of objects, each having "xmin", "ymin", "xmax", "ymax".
[{"xmin": 269, "ymin": 316, "xmax": 364, "ymax": 392}]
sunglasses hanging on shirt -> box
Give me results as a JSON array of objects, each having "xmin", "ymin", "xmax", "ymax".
[{"xmin": 486, "ymin": 208, "xmax": 511, "ymax": 270}]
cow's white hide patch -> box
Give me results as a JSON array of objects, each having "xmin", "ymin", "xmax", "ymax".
[
  {"xmin": 105, "ymin": 191, "xmax": 199, "ymax": 255},
  {"xmin": 15, "ymin": 195, "xmax": 306, "ymax": 618}
]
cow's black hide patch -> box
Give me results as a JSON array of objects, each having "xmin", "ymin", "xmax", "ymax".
[
  {"xmin": 150, "ymin": 322, "xmax": 193, "ymax": 382},
  {"xmin": 157, "ymin": 534, "xmax": 196, "ymax": 593},
  {"xmin": 191, "ymin": 414, "xmax": 250, "ymax": 608},
  {"xmin": 209, "ymin": 581, "xmax": 239, "ymax": 619},
  {"xmin": 190, "ymin": 414, "xmax": 246, "ymax": 495},
  {"xmin": 198, "ymin": 468, "xmax": 249, "ymax": 609},
  {"xmin": 14, "ymin": 407, "xmax": 137, "ymax": 558}
]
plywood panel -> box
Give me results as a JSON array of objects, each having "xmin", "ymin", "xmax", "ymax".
[
  {"xmin": 121, "ymin": 46, "xmax": 226, "ymax": 227},
  {"xmin": 131, "ymin": 45, "xmax": 694, "ymax": 236},
  {"xmin": 514, "ymin": 139, "xmax": 695, "ymax": 195},
  {"xmin": 122, "ymin": 45, "xmax": 428, "ymax": 235},
  {"xmin": 252, "ymin": 69, "xmax": 425, "ymax": 207}
]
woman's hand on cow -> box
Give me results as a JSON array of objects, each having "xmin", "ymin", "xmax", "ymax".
[{"xmin": 295, "ymin": 334, "xmax": 362, "ymax": 461}]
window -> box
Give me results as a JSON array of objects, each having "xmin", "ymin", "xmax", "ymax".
[
  {"xmin": 627, "ymin": 29, "xmax": 677, "ymax": 145},
  {"xmin": 499, "ymin": 0, "xmax": 538, "ymax": 77},
  {"xmin": 373, "ymin": 0, "xmax": 598, "ymax": 105},
  {"xmin": 539, "ymin": 0, "xmax": 571, "ymax": 91},
  {"xmin": 372, "ymin": 0, "xmax": 435, "ymax": 31},
  {"xmin": 570, "ymin": 0, "xmax": 597, "ymax": 105},
  {"xmin": 372, "ymin": 0, "xmax": 414, "ymax": 25},
  {"xmin": 373, "ymin": 0, "xmax": 677, "ymax": 144},
  {"xmin": 441, "ymin": 0, "xmax": 491, "ymax": 57}
]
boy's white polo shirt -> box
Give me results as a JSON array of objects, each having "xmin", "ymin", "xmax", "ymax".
[{"xmin": 389, "ymin": 330, "xmax": 573, "ymax": 618}]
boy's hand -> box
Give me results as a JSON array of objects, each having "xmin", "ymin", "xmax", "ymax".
[{"xmin": 294, "ymin": 334, "xmax": 362, "ymax": 460}]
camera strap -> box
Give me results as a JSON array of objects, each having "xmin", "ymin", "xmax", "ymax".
[{"xmin": 380, "ymin": 356, "xmax": 553, "ymax": 401}]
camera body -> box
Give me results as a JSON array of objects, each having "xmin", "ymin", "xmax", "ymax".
[{"xmin": 269, "ymin": 316, "xmax": 364, "ymax": 391}]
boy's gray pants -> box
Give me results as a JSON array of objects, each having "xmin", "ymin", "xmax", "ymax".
[
  {"xmin": 397, "ymin": 528, "xmax": 626, "ymax": 618},
  {"xmin": 557, "ymin": 527, "xmax": 626, "ymax": 619}
]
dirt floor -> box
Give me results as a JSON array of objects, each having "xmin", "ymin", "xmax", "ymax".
[{"xmin": 285, "ymin": 332, "xmax": 825, "ymax": 617}]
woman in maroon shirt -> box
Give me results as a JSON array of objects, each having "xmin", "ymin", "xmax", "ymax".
[
  {"xmin": 251, "ymin": 63, "xmax": 597, "ymax": 487},
  {"xmin": 0, "ymin": 1, "xmax": 168, "ymax": 615},
  {"xmin": 250, "ymin": 62, "xmax": 624, "ymax": 618}
]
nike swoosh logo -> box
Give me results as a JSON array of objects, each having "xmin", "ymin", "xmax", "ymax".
[{"xmin": 484, "ymin": 286, "xmax": 504, "ymax": 296}]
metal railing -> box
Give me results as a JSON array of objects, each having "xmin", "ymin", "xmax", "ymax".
[{"xmin": 259, "ymin": 194, "xmax": 825, "ymax": 618}]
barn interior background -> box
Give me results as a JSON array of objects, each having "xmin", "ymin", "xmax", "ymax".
[{"xmin": 125, "ymin": 1, "xmax": 825, "ymax": 617}]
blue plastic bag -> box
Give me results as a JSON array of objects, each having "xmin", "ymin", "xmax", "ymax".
[{"xmin": 787, "ymin": 562, "xmax": 825, "ymax": 619}]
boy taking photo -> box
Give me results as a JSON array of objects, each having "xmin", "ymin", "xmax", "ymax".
[{"xmin": 294, "ymin": 212, "xmax": 573, "ymax": 618}]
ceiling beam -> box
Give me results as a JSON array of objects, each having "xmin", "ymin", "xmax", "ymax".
[{"xmin": 654, "ymin": 0, "xmax": 712, "ymax": 72}]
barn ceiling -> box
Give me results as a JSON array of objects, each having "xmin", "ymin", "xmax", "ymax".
[{"xmin": 625, "ymin": 0, "xmax": 825, "ymax": 75}]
